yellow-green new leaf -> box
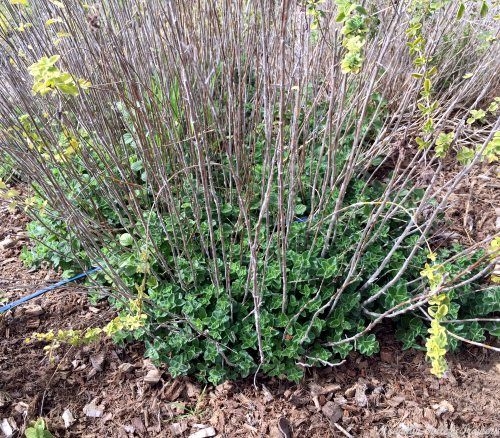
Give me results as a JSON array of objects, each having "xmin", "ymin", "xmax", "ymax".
[
  {"xmin": 480, "ymin": 1, "xmax": 488, "ymax": 17},
  {"xmin": 48, "ymin": 0, "xmax": 65, "ymax": 8},
  {"xmin": 45, "ymin": 17, "xmax": 63, "ymax": 26}
]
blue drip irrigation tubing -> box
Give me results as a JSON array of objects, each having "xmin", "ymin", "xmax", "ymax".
[
  {"xmin": 0, "ymin": 266, "xmax": 102, "ymax": 314},
  {"xmin": 0, "ymin": 215, "xmax": 315, "ymax": 314}
]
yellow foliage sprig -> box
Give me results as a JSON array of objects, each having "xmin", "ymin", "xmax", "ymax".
[{"xmin": 421, "ymin": 254, "xmax": 449, "ymax": 377}]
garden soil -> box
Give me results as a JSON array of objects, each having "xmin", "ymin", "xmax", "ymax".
[{"xmin": 1, "ymin": 164, "xmax": 499, "ymax": 437}]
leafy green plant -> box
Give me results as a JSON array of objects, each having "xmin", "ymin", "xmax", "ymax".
[
  {"xmin": 2, "ymin": 0, "xmax": 499, "ymax": 385},
  {"xmin": 25, "ymin": 418, "xmax": 53, "ymax": 438},
  {"xmin": 397, "ymin": 244, "xmax": 499, "ymax": 375}
]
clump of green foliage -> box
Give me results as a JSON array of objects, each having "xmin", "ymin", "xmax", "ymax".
[
  {"xmin": 1, "ymin": 0, "xmax": 499, "ymax": 384},
  {"xmin": 25, "ymin": 418, "xmax": 53, "ymax": 438}
]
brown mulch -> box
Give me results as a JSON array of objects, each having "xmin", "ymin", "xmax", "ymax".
[
  {"xmin": 1, "ymin": 191, "xmax": 499, "ymax": 438},
  {"xmin": 433, "ymin": 161, "xmax": 500, "ymax": 246}
]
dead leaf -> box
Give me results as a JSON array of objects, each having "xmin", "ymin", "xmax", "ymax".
[{"xmin": 321, "ymin": 401, "xmax": 343, "ymax": 423}]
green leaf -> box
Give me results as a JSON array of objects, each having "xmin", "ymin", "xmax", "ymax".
[
  {"xmin": 25, "ymin": 419, "xmax": 54, "ymax": 438},
  {"xmin": 480, "ymin": 1, "xmax": 488, "ymax": 17},
  {"xmin": 295, "ymin": 204, "xmax": 307, "ymax": 215},
  {"xmin": 335, "ymin": 12, "xmax": 346, "ymax": 22},
  {"xmin": 423, "ymin": 78, "xmax": 432, "ymax": 94},
  {"xmin": 456, "ymin": 146, "xmax": 474, "ymax": 165},
  {"xmin": 485, "ymin": 322, "xmax": 500, "ymax": 337},
  {"xmin": 384, "ymin": 283, "xmax": 409, "ymax": 310},
  {"xmin": 415, "ymin": 137, "xmax": 430, "ymax": 149},
  {"xmin": 456, "ymin": 3, "xmax": 465, "ymax": 20},
  {"xmin": 57, "ymin": 83, "xmax": 79, "ymax": 96},
  {"xmin": 357, "ymin": 334, "xmax": 380, "ymax": 356},
  {"xmin": 119, "ymin": 233, "xmax": 134, "ymax": 247},
  {"xmin": 286, "ymin": 365, "xmax": 304, "ymax": 382}
]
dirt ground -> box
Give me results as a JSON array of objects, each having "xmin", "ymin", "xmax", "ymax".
[{"xmin": 1, "ymin": 170, "xmax": 499, "ymax": 438}]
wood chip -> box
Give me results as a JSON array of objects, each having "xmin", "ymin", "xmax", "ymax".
[
  {"xmin": 387, "ymin": 395, "xmax": 406, "ymax": 408},
  {"xmin": 188, "ymin": 426, "xmax": 217, "ymax": 438},
  {"xmin": 432, "ymin": 400, "xmax": 454, "ymax": 416},
  {"xmin": 186, "ymin": 382, "xmax": 201, "ymax": 398},
  {"xmin": 83, "ymin": 400, "xmax": 104, "ymax": 418},
  {"xmin": 0, "ymin": 237, "xmax": 16, "ymax": 250},
  {"xmin": 162, "ymin": 380, "xmax": 184, "ymax": 400},
  {"xmin": 118, "ymin": 362, "xmax": 134, "ymax": 373},
  {"xmin": 62, "ymin": 409, "xmax": 75, "ymax": 428},
  {"xmin": 380, "ymin": 349, "xmax": 393, "ymax": 363},
  {"xmin": 1, "ymin": 418, "xmax": 14, "ymax": 437},
  {"xmin": 130, "ymin": 417, "xmax": 145, "ymax": 434},
  {"xmin": 344, "ymin": 384, "xmax": 356, "ymax": 398},
  {"xmin": 354, "ymin": 383, "xmax": 368, "ymax": 408},
  {"xmin": 261, "ymin": 384, "xmax": 274, "ymax": 403},
  {"xmin": 13, "ymin": 402, "xmax": 28, "ymax": 414},
  {"xmin": 123, "ymin": 425, "xmax": 135, "ymax": 433},
  {"xmin": 321, "ymin": 401, "xmax": 343, "ymax": 423},
  {"xmin": 90, "ymin": 353, "xmax": 105, "ymax": 372},
  {"xmin": 170, "ymin": 422, "xmax": 188, "ymax": 436},
  {"xmin": 24, "ymin": 304, "xmax": 44, "ymax": 317},
  {"xmin": 0, "ymin": 392, "xmax": 12, "ymax": 409},
  {"xmin": 321, "ymin": 384, "xmax": 342, "ymax": 395},
  {"xmin": 144, "ymin": 369, "xmax": 161, "ymax": 385}
]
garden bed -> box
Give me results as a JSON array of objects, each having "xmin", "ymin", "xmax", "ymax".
[{"xmin": 1, "ymin": 193, "xmax": 499, "ymax": 438}]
